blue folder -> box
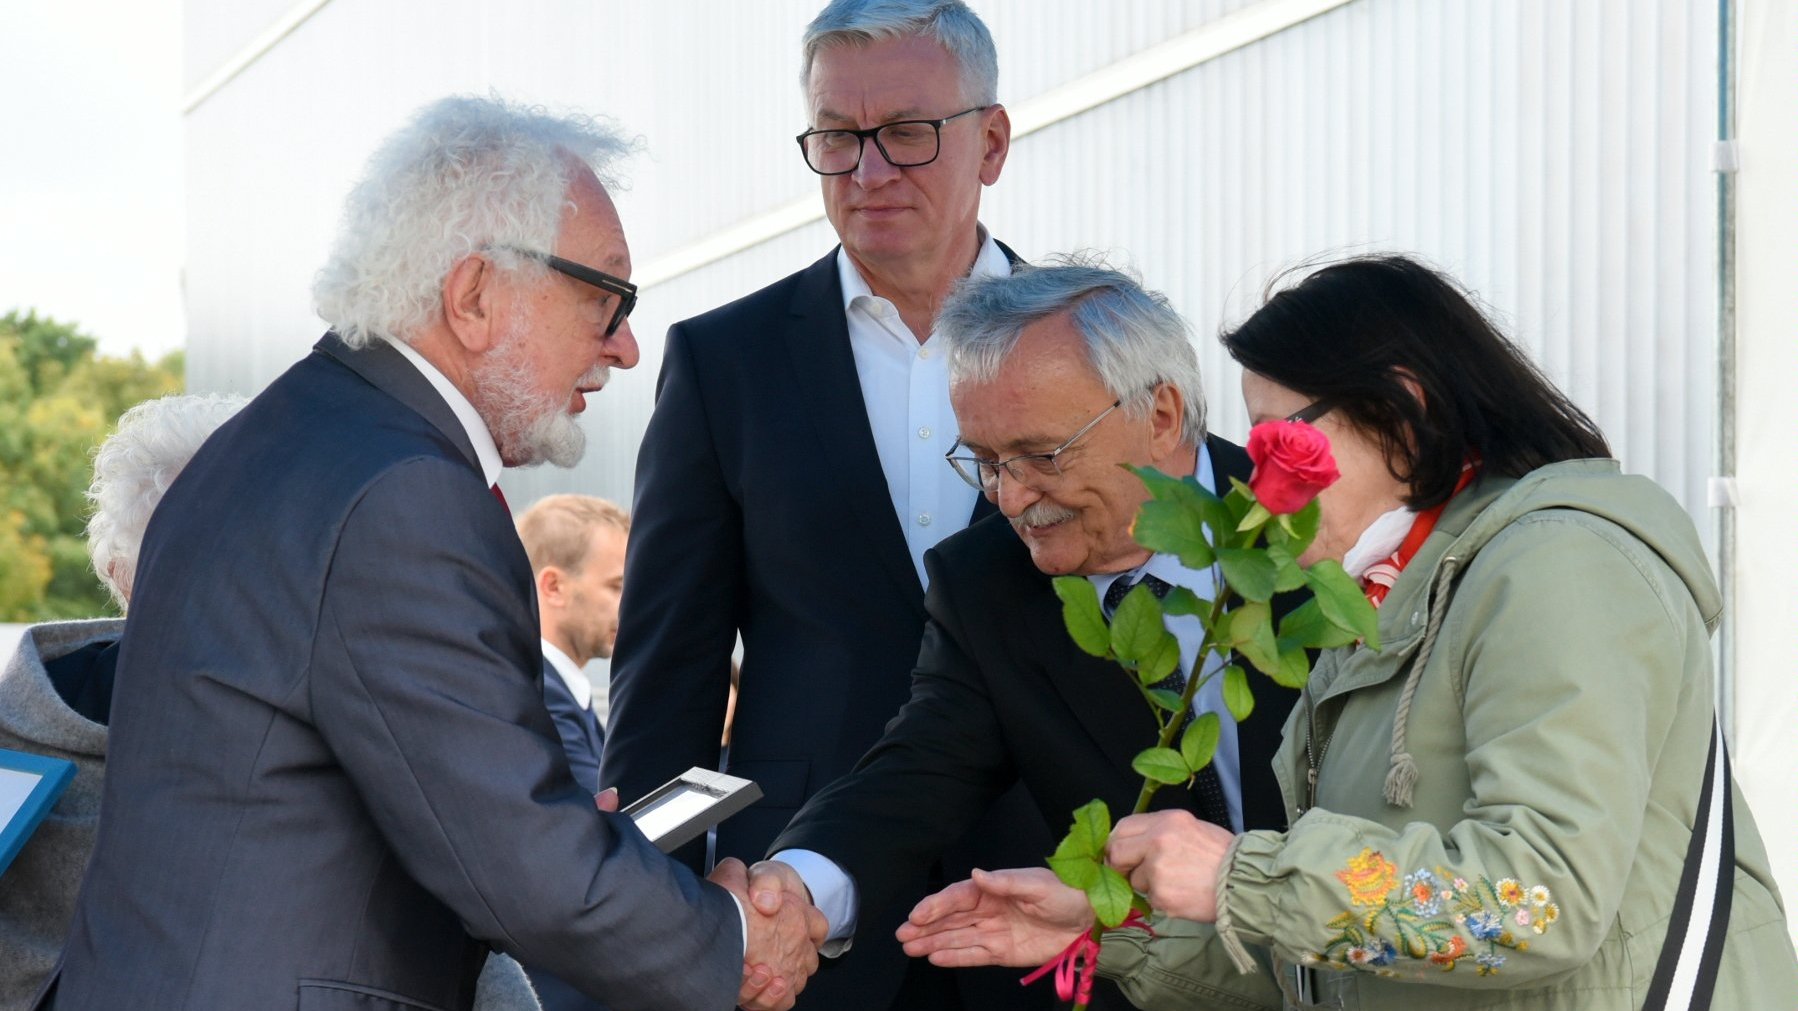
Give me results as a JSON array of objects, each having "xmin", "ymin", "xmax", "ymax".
[{"xmin": 0, "ymin": 747, "xmax": 78, "ymax": 879}]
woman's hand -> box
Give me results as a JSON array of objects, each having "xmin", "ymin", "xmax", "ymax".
[
  {"xmin": 896, "ymin": 868, "xmax": 1091, "ymax": 968},
  {"xmin": 1106, "ymin": 810, "xmax": 1235, "ymax": 922}
]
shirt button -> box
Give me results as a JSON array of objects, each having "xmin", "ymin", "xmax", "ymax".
[
  {"xmin": 917, "ymin": 426, "xmax": 932, "ymax": 439},
  {"xmin": 918, "ymin": 347, "xmax": 933, "ymax": 359},
  {"xmin": 917, "ymin": 513, "xmax": 933, "ymax": 526}
]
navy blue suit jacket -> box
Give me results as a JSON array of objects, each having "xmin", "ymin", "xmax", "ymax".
[
  {"xmin": 43, "ymin": 334, "xmax": 739, "ymax": 1011},
  {"xmin": 542, "ymin": 656, "xmax": 604, "ymax": 796}
]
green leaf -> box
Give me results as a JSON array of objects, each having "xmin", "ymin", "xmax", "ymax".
[
  {"xmin": 1131, "ymin": 747, "xmax": 1190, "ymax": 785},
  {"xmin": 1195, "ymin": 488, "xmax": 1238, "ymax": 548},
  {"xmin": 1236, "ymin": 501, "xmax": 1272, "ymax": 534},
  {"xmin": 1133, "ymin": 499, "xmax": 1215, "ymax": 569},
  {"xmin": 1180, "ymin": 712, "xmax": 1221, "ymax": 771},
  {"xmin": 1087, "ymin": 865, "xmax": 1137, "ymax": 928},
  {"xmin": 1228, "ymin": 600, "xmax": 1281, "ymax": 676},
  {"xmin": 1136, "ymin": 630, "xmax": 1181, "ymax": 685},
  {"xmin": 1053, "ymin": 576, "xmax": 1112, "ymax": 657},
  {"xmin": 1061, "ymin": 799, "xmax": 1111, "ymax": 858},
  {"xmin": 1048, "ymin": 850, "xmax": 1102, "ymax": 891},
  {"xmin": 1109, "ymin": 583, "xmax": 1165, "ymax": 662},
  {"xmin": 1222, "ymin": 664, "xmax": 1255, "ymax": 721},
  {"xmin": 1305, "ymin": 559, "xmax": 1382, "ymax": 650},
  {"xmin": 1048, "ymin": 804, "xmax": 1109, "ymax": 890},
  {"xmin": 1274, "ymin": 647, "xmax": 1312, "ymax": 689},
  {"xmin": 1158, "ymin": 585, "xmax": 1207, "ymax": 617},
  {"xmin": 1266, "ymin": 543, "xmax": 1308, "ymax": 593},
  {"xmin": 1126, "ymin": 464, "xmax": 1198, "ymax": 503},
  {"xmin": 1217, "ymin": 547, "xmax": 1279, "ymax": 602},
  {"xmin": 1276, "ymin": 598, "xmax": 1361, "ymax": 651},
  {"xmin": 1286, "ymin": 498, "xmax": 1323, "ymax": 545},
  {"xmin": 1144, "ymin": 688, "xmax": 1185, "ymax": 713}
]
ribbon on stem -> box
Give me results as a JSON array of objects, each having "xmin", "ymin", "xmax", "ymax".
[{"xmin": 1019, "ymin": 912, "xmax": 1154, "ymax": 1005}]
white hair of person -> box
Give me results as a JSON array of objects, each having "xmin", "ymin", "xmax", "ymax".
[
  {"xmin": 937, "ymin": 254, "xmax": 1208, "ymax": 444},
  {"xmin": 87, "ymin": 392, "xmax": 248, "ymax": 611},
  {"xmin": 312, "ymin": 94, "xmax": 633, "ymax": 349},
  {"xmin": 801, "ymin": 0, "xmax": 999, "ymax": 106}
]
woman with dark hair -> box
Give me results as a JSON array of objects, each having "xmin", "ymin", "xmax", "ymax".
[{"xmin": 896, "ymin": 255, "xmax": 1797, "ymax": 1009}]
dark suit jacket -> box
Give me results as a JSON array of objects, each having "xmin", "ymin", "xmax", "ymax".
[
  {"xmin": 603, "ymin": 245, "xmax": 1047, "ymax": 1009},
  {"xmin": 769, "ymin": 436, "xmax": 1301, "ymax": 1010},
  {"xmin": 543, "ymin": 656, "xmax": 605, "ymax": 797},
  {"xmin": 43, "ymin": 334, "xmax": 739, "ymax": 1011}
]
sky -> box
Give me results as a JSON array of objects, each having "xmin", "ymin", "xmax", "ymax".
[{"xmin": 0, "ymin": 0, "xmax": 185, "ymax": 360}]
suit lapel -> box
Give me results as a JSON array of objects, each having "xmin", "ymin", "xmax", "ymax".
[
  {"xmin": 779, "ymin": 250, "xmax": 925, "ymax": 609},
  {"xmin": 315, "ymin": 332, "xmax": 482, "ymax": 474}
]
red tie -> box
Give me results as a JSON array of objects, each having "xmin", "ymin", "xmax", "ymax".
[{"xmin": 490, "ymin": 483, "xmax": 510, "ymax": 515}]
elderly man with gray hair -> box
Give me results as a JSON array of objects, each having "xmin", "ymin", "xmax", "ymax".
[
  {"xmin": 41, "ymin": 95, "xmax": 822, "ymax": 1011},
  {"xmin": 761, "ymin": 258, "xmax": 1301, "ymax": 1010}
]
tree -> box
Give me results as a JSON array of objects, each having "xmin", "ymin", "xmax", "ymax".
[{"xmin": 0, "ymin": 309, "xmax": 183, "ymax": 621}]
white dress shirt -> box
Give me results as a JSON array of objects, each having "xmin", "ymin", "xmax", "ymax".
[
  {"xmin": 382, "ymin": 337, "xmax": 747, "ymax": 952},
  {"xmin": 837, "ymin": 229, "xmax": 1011, "ymax": 587},
  {"xmin": 1088, "ymin": 443, "xmax": 1244, "ymax": 833},
  {"xmin": 540, "ymin": 640, "xmax": 592, "ymax": 711},
  {"xmin": 382, "ymin": 336, "xmax": 503, "ymax": 487},
  {"xmin": 778, "ymin": 230, "xmax": 1013, "ymax": 949}
]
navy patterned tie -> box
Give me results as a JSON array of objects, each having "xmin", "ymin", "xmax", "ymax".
[{"xmin": 1104, "ymin": 572, "xmax": 1234, "ymax": 830}]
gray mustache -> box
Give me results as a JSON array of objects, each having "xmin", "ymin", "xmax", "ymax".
[{"xmin": 1010, "ymin": 502, "xmax": 1076, "ymax": 531}]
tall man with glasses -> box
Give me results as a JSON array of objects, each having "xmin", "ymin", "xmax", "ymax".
[
  {"xmin": 41, "ymin": 95, "xmax": 825, "ymax": 1011},
  {"xmin": 757, "ymin": 261, "xmax": 1300, "ymax": 1011},
  {"xmin": 601, "ymin": 1, "xmax": 1055, "ymax": 1007}
]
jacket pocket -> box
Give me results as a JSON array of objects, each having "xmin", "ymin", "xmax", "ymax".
[{"xmin": 296, "ymin": 979, "xmax": 450, "ymax": 1011}]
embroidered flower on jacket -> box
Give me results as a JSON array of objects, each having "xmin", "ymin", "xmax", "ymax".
[
  {"xmin": 1312, "ymin": 858, "xmax": 1557, "ymax": 978},
  {"xmin": 1404, "ymin": 869, "xmax": 1444, "ymax": 915},
  {"xmin": 1495, "ymin": 878, "xmax": 1525, "ymax": 907},
  {"xmin": 1336, "ymin": 848, "xmax": 1400, "ymax": 907}
]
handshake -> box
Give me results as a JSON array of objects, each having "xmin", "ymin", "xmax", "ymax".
[{"xmin": 707, "ymin": 858, "xmax": 827, "ymax": 1011}]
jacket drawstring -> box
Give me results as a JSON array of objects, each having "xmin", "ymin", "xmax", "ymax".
[{"xmin": 1383, "ymin": 555, "xmax": 1461, "ymax": 807}]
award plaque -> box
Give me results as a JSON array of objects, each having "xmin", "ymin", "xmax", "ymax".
[{"xmin": 622, "ymin": 767, "xmax": 762, "ymax": 853}]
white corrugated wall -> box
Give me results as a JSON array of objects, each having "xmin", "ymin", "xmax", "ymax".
[{"xmin": 185, "ymin": 0, "xmax": 1786, "ymax": 928}]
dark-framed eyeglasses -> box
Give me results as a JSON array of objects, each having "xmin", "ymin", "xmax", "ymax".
[
  {"xmin": 501, "ymin": 247, "xmax": 638, "ymax": 337},
  {"xmin": 795, "ymin": 105, "xmax": 993, "ymax": 176},
  {"xmin": 944, "ymin": 399, "xmax": 1121, "ymax": 493},
  {"xmin": 1285, "ymin": 399, "xmax": 1332, "ymax": 424}
]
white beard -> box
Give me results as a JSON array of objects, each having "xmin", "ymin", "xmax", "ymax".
[{"xmin": 471, "ymin": 311, "xmax": 606, "ymax": 469}]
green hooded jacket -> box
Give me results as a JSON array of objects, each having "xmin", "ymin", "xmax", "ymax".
[{"xmin": 1098, "ymin": 460, "xmax": 1797, "ymax": 1009}]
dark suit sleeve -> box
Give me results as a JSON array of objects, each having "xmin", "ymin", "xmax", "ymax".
[
  {"xmin": 769, "ymin": 547, "xmax": 1019, "ymax": 925},
  {"xmin": 602, "ymin": 321, "xmax": 743, "ymax": 868},
  {"xmin": 309, "ymin": 457, "xmax": 740, "ymax": 1011}
]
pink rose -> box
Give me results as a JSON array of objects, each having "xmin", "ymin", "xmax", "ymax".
[{"xmin": 1246, "ymin": 420, "xmax": 1340, "ymax": 514}]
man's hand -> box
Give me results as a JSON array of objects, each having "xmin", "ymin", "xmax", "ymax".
[
  {"xmin": 708, "ymin": 858, "xmax": 825, "ymax": 1011},
  {"xmin": 896, "ymin": 868, "xmax": 1090, "ymax": 968},
  {"xmin": 1105, "ymin": 810, "xmax": 1234, "ymax": 922}
]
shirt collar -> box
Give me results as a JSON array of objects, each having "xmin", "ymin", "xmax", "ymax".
[
  {"xmin": 540, "ymin": 639, "xmax": 592, "ymax": 710},
  {"xmin": 835, "ymin": 225, "xmax": 1012, "ymax": 320},
  {"xmin": 381, "ymin": 336, "xmax": 503, "ymax": 487}
]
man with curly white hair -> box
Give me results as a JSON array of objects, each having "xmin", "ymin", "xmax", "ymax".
[{"xmin": 41, "ymin": 96, "xmax": 822, "ymax": 1011}]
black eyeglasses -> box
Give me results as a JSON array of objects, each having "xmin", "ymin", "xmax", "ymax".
[
  {"xmin": 1285, "ymin": 400, "xmax": 1332, "ymax": 424},
  {"xmin": 945, "ymin": 400, "xmax": 1120, "ymax": 493},
  {"xmin": 795, "ymin": 105, "xmax": 992, "ymax": 176},
  {"xmin": 501, "ymin": 247, "xmax": 638, "ymax": 337}
]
